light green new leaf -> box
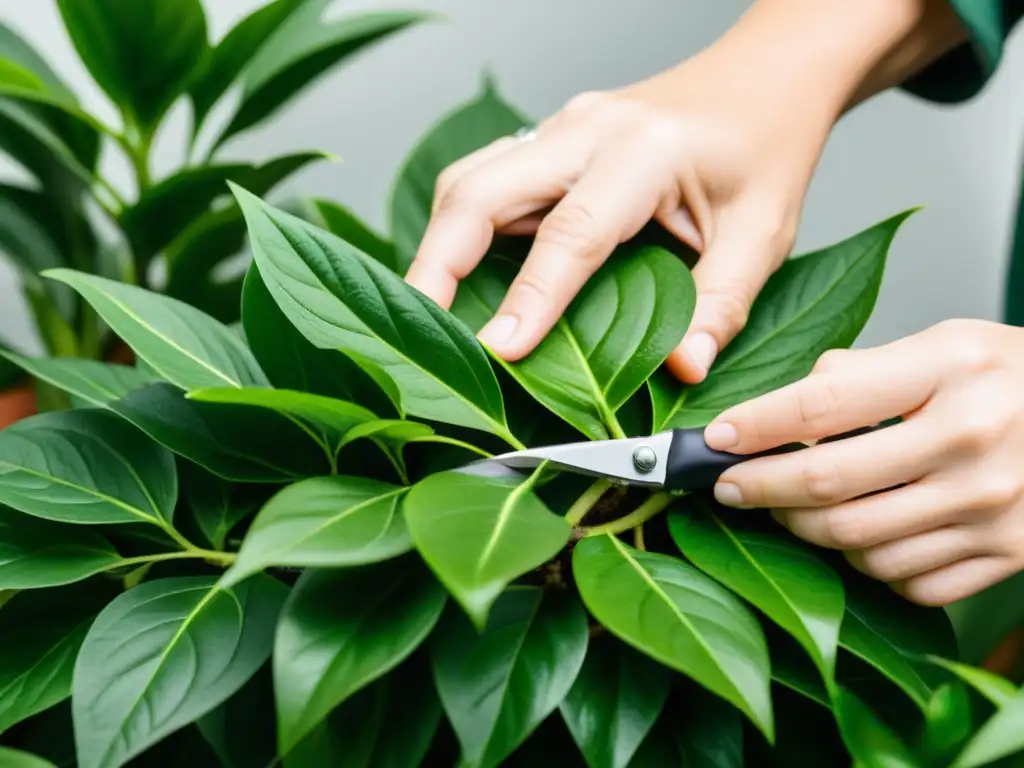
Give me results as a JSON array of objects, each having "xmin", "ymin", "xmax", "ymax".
[
  {"xmin": 390, "ymin": 77, "xmax": 528, "ymax": 274},
  {"xmin": 651, "ymin": 211, "xmax": 916, "ymax": 430},
  {"xmin": 73, "ymin": 575, "xmax": 288, "ymax": 768},
  {"xmin": 284, "ymin": 653, "xmax": 441, "ymax": 768},
  {"xmin": 0, "ymin": 353, "xmax": 155, "ymax": 408},
  {"xmin": 404, "ymin": 471, "xmax": 571, "ymax": 629},
  {"xmin": 274, "ymin": 560, "xmax": 446, "ymax": 755},
  {"xmin": 833, "ymin": 688, "xmax": 918, "ymax": 768},
  {"xmin": 559, "ymin": 634, "xmax": 673, "ymax": 768},
  {"xmin": 573, "ymin": 535, "xmax": 773, "ymax": 741},
  {"xmin": 927, "ymin": 656, "xmax": 1016, "ymax": 707},
  {"xmin": 669, "ymin": 504, "xmax": 844, "ymax": 683},
  {"xmin": 45, "ymin": 270, "xmax": 268, "ymax": 391},
  {"xmin": 0, "ymin": 748, "xmax": 57, "ymax": 768},
  {"xmin": 310, "ymin": 198, "xmax": 396, "ymax": 271},
  {"xmin": 0, "ymin": 507, "xmax": 122, "ymax": 589},
  {"xmin": 0, "ymin": 585, "xmax": 109, "ymax": 734},
  {"xmin": 0, "ymin": 409, "xmax": 177, "ymax": 526},
  {"xmin": 222, "ymin": 475, "xmax": 410, "ymax": 587},
  {"xmin": 56, "ymin": 0, "xmax": 207, "ymax": 131},
  {"xmin": 839, "ymin": 574, "xmax": 957, "ymax": 710},
  {"xmin": 431, "ymin": 587, "xmax": 589, "ymax": 768},
  {"xmin": 953, "ymin": 689, "xmax": 1024, "ymax": 768},
  {"xmin": 232, "ymin": 185, "xmax": 512, "ymax": 440}
]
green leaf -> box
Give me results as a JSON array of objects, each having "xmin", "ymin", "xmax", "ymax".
[
  {"xmin": 232, "ymin": 185, "xmax": 513, "ymax": 441},
  {"xmin": 953, "ymin": 690, "xmax": 1024, "ymax": 767},
  {"xmin": 0, "ymin": 584, "xmax": 110, "ymax": 734},
  {"xmin": 559, "ymin": 634, "xmax": 673, "ymax": 768},
  {"xmin": 669, "ymin": 503, "xmax": 844, "ymax": 683},
  {"xmin": 404, "ymin": 471, "xmax": 571, "ymax": 629},
  {"xmin": 833, "ymin": 688, "xmax": 918, "ymax": 768},
  {"xmin": 431, "ymin": 587, "xmax": 589, "ymax": 768},
  {"xmin": 769, "ymin": 630, "xmax": 832, "ymax": 708},
  {"xmin": 274, "ymin": 559, "xmax": 446, "ymax": 754},
  {"xmin": 72, "ymin": 574, "xmax": 288, "ymax": 768},
  {"xmin": 179, "ymin": 461, "xmax": 263, "ymax": 551},
  {"xmin": 390, "ymin": 77, "xmax": 528, "ymax": 274},
  {"xmin": 109, "ymin": 382, "xmax": 331, "ymax": 483},
  {"xmin": 310, "ymin": 198, "xmax": 396, "ymax": 271},
  {"xmin": 0, "ymin": 409, "xmax": 177, "ymax": 526},
  {"xmin": 0, "ymin": 507, "xmax": 123, "ymax": 589},
  {"xmin": 927, "ymin": 657, "xmax": 1017, "ymax": 707},
  {"xmin": 651, "ymin": 211, "xmax": 916, "ymax": 430},
  {"xmin": 215, "ymin": 5, "xmax": 431, "ymax": 149},
  {"xmin": 56, "ymin": 0, "xmax": 208, "ymax": 131},
  {"xmin": 839, "ymin": 573, "xmax": 957, "ymax": 710},
  {"xmin": 195, "ymin": 665, "xmax": 277, "ymax": 768},
  {"xmin": 222, "ymin": 475, "xmax": 410, "ymax": 587},
  {"xmin": 240, "ymin": 262, "xmax": 396, "ymax": 414},
  {"xmin": 921, "ymin": 683, "xmax": 974, "ymax": 767},
  {"xmin": 0, "ymin": 99, "xmax": 94, "ymax": 190},
  {"xmin": 0, "ymin": 353, "xmax": 155, "ymax": 408},
  {"xmin": 457, "ymin": 248, "xmax": 694, "ymax": 440},
  {"xmin": 573, "ymin": 534, "xmax": 773, "ymax": 741},
  {"xmin": 284, "ymin": 652, "xmax": 441, "ymax": 768},
  {"xmin": 45, "ymin": 270, "xmax": 268, "ymax": 391},
  {"xmin": 188, "ymin": 0, "xmax": 308, "ymax": 139},
  {"xmin": 0, "ymin": 748, "xmax": 57, "ymax": 768}
]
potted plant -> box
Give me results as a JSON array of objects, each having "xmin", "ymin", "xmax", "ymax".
[{"xmin": 0, "ymin": 0, "xmax": 431, "ymax": 426}]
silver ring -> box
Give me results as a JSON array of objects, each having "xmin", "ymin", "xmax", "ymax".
[{"xmin": 513, "ymin": 126, "xmax": 537, "ymax": 143}]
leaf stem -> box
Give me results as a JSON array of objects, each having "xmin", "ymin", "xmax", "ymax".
[
  {"xmin": 580, "ymin": 491, "xmax": 679, "ymax": 537},
  {"xmin": 412, "ymin": 435, "xmax": 494, "ymax": 458},
  {"xmin": 565, "ymin": 478, "xmax": 614, "ymax": 526},
  {"xmin": 114, "ymin": 548, "xmax": 237, "ymax": 570},
  {"xmin": 153, "ymin": 521, "xmax": 215, "ymax": 556},
  {"xmin": 634, "ymin": 524, "xmax": 646, "ymax": 551}
]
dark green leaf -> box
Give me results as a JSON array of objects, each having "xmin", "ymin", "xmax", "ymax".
[
  {"xmin": 768, "ymin": 628, "xmax": 832, "ymax": 708},
  {"xmin": 310, "ymin": 198, "xmax": 396, "ymax": 271},
  {"xmin": 944, "ymin": 571, "xmax": 1024, "ymax": 666},
  {"xmin": 669, "ymin": 503, "xmax": 844, "ymax": 682},
  {"xmin": 0, "ymin": 100, "xmax": 93, "ymax": 189},
  {"xmin": 952, "ymin": 690, "xmax": 1024, "ymax": 767},
  {"xmin": 274, "ymin": 560, "xmax": 447, "ymax": 754},
  {"xmin": 650, "ymin": 211, "xmax": 916, "ymax": 430},
  {"xmin": 188, "ymin": 0, "xmax": 308, "ymax": 138},
  {"xmin": 222, "ymin": 475, "xmax": 410, "ymax": 586},
  {"xmin": 232, "ymin": 185, "xmax": 513, "ymax": 440},
  {"xmin": 109, "ymin": 382, "xmax": 331, "ymax": 483},
  {"xmin": 431, "ymin": 587, "xmax": 589, "ymax": 768},
  {"xmin": 404, "ymin": 471, "xmax": 570, "ymax": 629},
  {"xmin": 0, "ymin": 353, "xmax": 155, "ymax": 408},
  {"xmin": 559, "ymin": 634, "xmax": 672, "ymax": 768},
  {"xmin": 0, "ymin": 748, "xmax": 57, "ymax": 768},
  {"xmin": 572, "ymin": 534, "xmax": 773, "ymax": 740},
  {"xmin": 215, "ymin": 5, "xmax": 431, "ymax": 149},
  {"xmin": 195, "ymin": 665, "xmax": 277, "ymax": 768},
  {"xmin": 72, "ymin": 574, "xmax": 288, "ymax": 768},
  {"xmin": 833, "ymin": 688, "xmax": 918, "ymax": 768},
  {"xmin": 0, "ymin": 507, "xmax": 122, "ymax": 588},
  {"xmin": 0, "ymin": 409, "xmax": 177, "ymax": 526},
  {"xmin": 178, "ymin": 461, "xmax": 264, "ymax": 551},
  {"xmin": 284, "ymin": 652, "xmax": 441, "ymax": 768},
  {"xmin": 45, "ymin": 270, "xmax": 268, "ymax": 391},
  {"xmin": 921, "ymin": 683, "xmax": 974, "ymax": 767},
  {"xmin": 0, "ymin": 584, "xmax": 109, "ymax": 734},
  {"xmin": 390, "ymin": 77, "xmax": 527, "ymax": 274},
  {"xmin": 927, "ymin": 657, "xmax": 1016, "ymax": 707},
  {"xmin": 240, "ymin": 262, "xmax": 396, "ymax": 414},
  {"xmin": 56, "ymin": 0, "xmax": 208, "ymax": 130}
]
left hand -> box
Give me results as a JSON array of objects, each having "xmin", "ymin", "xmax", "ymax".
[{"xmin": 703, "ymin": 319, "xmax": 1024, "ymax": 606}]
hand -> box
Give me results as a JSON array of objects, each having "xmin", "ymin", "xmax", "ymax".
[
  {"xmin": 404, "ymin": 45, "xmax": 839, "ymax": 383},
  {"xmin": 704, "ymin": 320, "xmax": 1024, "ymax": 606}
]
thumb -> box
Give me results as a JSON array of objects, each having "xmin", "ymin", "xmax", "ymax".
[{"xmin": 665, "ymin": 224, "xmax": 786, "ymax": 384}]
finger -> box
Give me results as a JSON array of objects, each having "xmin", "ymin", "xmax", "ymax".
[
  {"xmin": 404, "ymin": 129, "xmax": 591, "ymax": 308},
  {"xmin": 845, "ymin": 526, "xmax": 983, "ymax": 583},
  {"xmin": 894, "ymin": 556, "xmax": 1017, "ymax": 607},
  {"xmin": 664, "ymin": 219, "xmax": 784, "ymax": 384},
  {"xmin": 773, "ymin": 477, "xmax": 974, "ymax": 550},
  {"xmin": 478, "ymin": 145, "xmax": 670, "ymax": 359},
  {"xmin": 429, "ymin": 136, "xmax": 522, "ymax": 215},
  {"xmin": 715, "ymin": 419, "xmax": 940, "ymax": 509},
  {"xmin": 704, "ymin": 341, "xmax": 940, "ymax": 455}
]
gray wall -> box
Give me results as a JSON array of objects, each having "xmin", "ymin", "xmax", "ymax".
[{"xmin": 1, "ymin": 0, "xmax": 1022, "ymax": 354}]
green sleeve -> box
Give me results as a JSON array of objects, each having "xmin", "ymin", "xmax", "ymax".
[{"xmin": 901, "ymin": 0, "xmax": 1024, "ymax": 103}]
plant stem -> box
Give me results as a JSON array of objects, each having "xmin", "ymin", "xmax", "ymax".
[
  {"xmin": 413, "ymin": 435, "xmax": 494, "ymax": 458},
  {"xmin": 153, "ymin": 521, "xmax": 211, "ymax": 555},
  {"xmin": 115, "ymin": 548, "xmax": 237, "ymax": 569},
  {"xmin": 565, "ymin": 477, "xmax": 614, "ymax": 526},
  {"xmin": 580, "ymin": 491, "xmax": 679, "ymax": 537},
  {"xmin": 634, "ymin": 524, "xmax": 646, "ymax": 551}
]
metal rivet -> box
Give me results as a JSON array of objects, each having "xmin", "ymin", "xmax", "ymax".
[{"xmin": 632, "ymin": 446, "xmax": 657, "ymax": 474}]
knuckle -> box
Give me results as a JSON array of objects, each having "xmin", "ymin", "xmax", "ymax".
[
  {"xmin": 795, "ymin": 380, "xmax": 842, "ymax": 435},
  {"xmin": 630, "ymin": 111, "xmax": 688, "ymax": 148},
  {"xmin": 701, "ymin": 287, "xmax": 752, "ymax": 336},
  {"xmin": 562, "ymin": 90, "xmax": 608, "ymax": 117},
  {"xmin": 812, "ymin": 349, "xmax": 851, "ymax": 375},
  {"xmin": 973, "ymin": 472, "xmax": 1023, "ymax": 511},
  {"xmin": 510, "ymin": 269, "xmax": 556, "ymax": 302},
  {"xmin": 434, "ymin": 176, "xmax": 480, "ymax": 217},
  {"xmin": 822, "ymin": 510, "xmax": 867, "ymax": 549},
  {"xmin": 899, "ymin": 579, "xmax": 955, "ymax": 608},
  {"xmin": 857, "ymin": 550, "xmax": 902, "ymax": 583},
  {"xmin": 950, "ymin": 405, "xmax": 1006, "ymax": 455},
  {"xmin": 934, "ymin": 319, "xmax": 1000, "ymax": 373},
  {"xmin": 536, "ymin": 203, "xmax": 610, "ymax": 259}
]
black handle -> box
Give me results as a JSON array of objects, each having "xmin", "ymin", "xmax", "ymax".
[{"xmin": 662, "ymin": 425, "xmax": 881, "ymax": 492}]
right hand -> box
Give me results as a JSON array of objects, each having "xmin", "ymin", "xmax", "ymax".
[{"xmin": 404, "ymin": 42, "xmax": 841, "ymax": 383}]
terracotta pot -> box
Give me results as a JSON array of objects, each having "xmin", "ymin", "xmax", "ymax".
[{"xmin": 0, "ymin": 383, "xmax": 37, "ymax": 429}]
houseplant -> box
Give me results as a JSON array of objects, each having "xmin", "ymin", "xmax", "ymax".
[
  {"xmin": 0, "ymin": 126, "xmax": 1022, "ymax": 764},
  {"xmin": 0, "ymin": 0, "xmax": 430, "ymax": 425}
]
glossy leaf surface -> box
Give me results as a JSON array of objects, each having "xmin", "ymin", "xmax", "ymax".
[
  {"xmin": 953, "ymin": 690, "xmax": 1024, "ymax": 767},
  {"xmin": 833, "ymin": 688, "xmax": 918, "ymax": 768},
  {"xmin": 0, "ymin": 353, "xmax": 155, "ymax": 408},
  {"xmin": 312, "ymin": 198, "xmax": 396, "ymax": 271},
  {"xmin": 179, "ymin": 461, "xmax": 264, "ymax": 551},
  {"xmin": 0, "ymin": 748, "xmax": 57, "ymax": 768},
  {"xmin": 404, "ymin": 471, "xmax": 570, "ymax": 628},
  {"xmin": 573, "ymin": 535, "xmax": 773, "ymax": 740}
]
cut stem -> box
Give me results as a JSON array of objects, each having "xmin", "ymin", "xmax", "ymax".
[
  {"xmin": 580, "ymin": 491, "xmax": 679, "ymax": 537},
  {"xmin": 565, "ymin": 478, "xmax": 614, "ymax": 526}
]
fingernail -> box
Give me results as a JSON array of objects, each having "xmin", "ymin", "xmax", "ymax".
[
  {"xmin": 478, "ymin": 314, "xmax": 518, "ymax": 348},
  {"xmin": 704, "ymin": 422, "xmax": 738, "ymax": 449},
  {"xmin": 683, "ymin": 333, "xmax": 718, "ymax": 376},
  {"xmin": 714, "ymin": 482, "xmax": 744, "ymax": 507}
]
